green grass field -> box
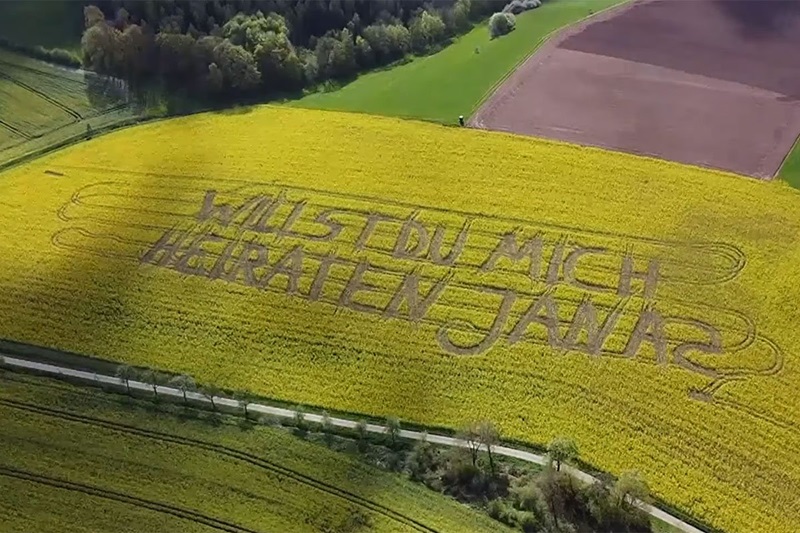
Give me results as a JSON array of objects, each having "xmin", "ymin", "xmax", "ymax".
[
  {"xmin": 0, "ymin": 49, "xmax": 135, "ymax": 169},
  {"xmin": 0, "ymin": 128, "xmax": 19, "ymax": 146},
  {"xmin": 0, "ymin": 371, "xmax": 509, "ymax": 533},
  {"xmin": 0, "ymin": 79, "xmax": 67, "ymax": 134},
  {"xmin": 0, "ymin": 0, "xmax": 83, "ymax": 53},
  {"xmin": 288, "ymin": 0, "xmax": 625, "ymax": 123},
  {"xmin": 778, "ymin": 137, "xmax": 800, "ymax": 189}
]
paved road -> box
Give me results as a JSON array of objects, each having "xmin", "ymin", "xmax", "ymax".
[{"xmin": 1, "ymin": 355, "xmax": 704, "ymax": 533}]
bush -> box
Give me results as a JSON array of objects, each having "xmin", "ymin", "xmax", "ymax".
[
  {"xmin": 503, "ymin": 0, "xmax": 542, "ymax": 15},
  {"xmin": 37, "ymin": 47, "xmax": 82, "ymax": 67},
  {"xmin": 489, "ymin": 12, "xmax": 516, "ymax": 38},
  {"xmin": 486, "ymin": 499, "xmax": 506, "ymax": 520},
  {"xmin": 517, "ymin": 511, "xmax": 543, "ymax": 533},
  {"xmin": 0, "ymin": 38, "xmax": 81, "ymax": 68},
  {"xmin": 238, "ymin": 418, "xmax": 256, "ymax": 431},
  {"xmin": 486, "ymin": 500, "xmax": 521, "ymax": 528}
]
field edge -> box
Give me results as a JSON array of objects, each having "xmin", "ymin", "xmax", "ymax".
[{"xmin": 467, "ymin": 0, "xmax": 631, "ymax": 119}]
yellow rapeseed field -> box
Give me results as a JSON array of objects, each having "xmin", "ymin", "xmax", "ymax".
[{"xmin": 1, "ymin": 106, "xmax": 799, "ymax": 532}]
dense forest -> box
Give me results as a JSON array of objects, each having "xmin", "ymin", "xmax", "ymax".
[{"xmin": 79, "ymin": 0, "xmax": 509, "ymax": 100}]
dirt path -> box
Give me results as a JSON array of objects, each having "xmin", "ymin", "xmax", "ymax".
[{"xmin": 2, "ymin": 354, "xmax": 705, "ymax": 533}]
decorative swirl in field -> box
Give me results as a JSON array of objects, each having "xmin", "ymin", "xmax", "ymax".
[{"xmin": 46, "ymin": 173, "xmax": 790, "ymax": 430}]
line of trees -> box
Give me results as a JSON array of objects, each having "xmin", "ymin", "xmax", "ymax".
[
  {"xmin": 408, "ymin": 427, "xmax": 654, "ymax": 533},
  {"xmin": 114, "ymin": 364, "xmax": 244, "ymax": 413},
  {"xmin": 337, "ymin": 412, "xmax": 654, "ymax": 533},
  {"xmin": 112, "ymin": 363, "xmax": 654, "ymax": 532},
  {"xmin": 79, "ymin": 0, "xmax": 508, "ymax": 100}
]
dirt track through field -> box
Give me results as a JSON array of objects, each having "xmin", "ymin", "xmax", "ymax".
[{"xmin": 471, "ymin": 0, "xmax": 800, "ymax": 178}]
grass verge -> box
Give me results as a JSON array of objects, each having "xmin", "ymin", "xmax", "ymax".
[{"xmin": 777, "ymin": 135, "xmax": 800, "ymax": 189}]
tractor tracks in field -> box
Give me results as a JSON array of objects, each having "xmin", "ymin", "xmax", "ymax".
[
  {"xmin": 0, "ymin": 70, "xmax": 82, "ymax": 121},
  {"xmin": 0, "ymin": 119, "xmax": 31, "ymax": 140},
  {"xmin": 0, "ymin": 58, "xmax": 86, "ymax": 86},
  {"xmin": 0, "ymin": 465, "xmax": 261, "ymax": 533},
  {"xmin": 0, "ymin": 397, "xmax": 441, "ymax": 533},
  {"xmin": 0, "ymin": 356, "xmax": 709, "ymax": 533},
  {"xmin": 0, "ymin": 59, "xmax": 133, "ymax": 121}
]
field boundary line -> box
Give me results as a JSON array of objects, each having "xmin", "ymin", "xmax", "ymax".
[
  {"xmin": 0, "ymin": 70, "xmax": 82, "ymax": 120},
  {"xmin": 0, "ymin": 466, "xmax": 262, "ymax": 533},
  {"xmin": 0, "ymin": 120, "xmax": 31, "ymax": 140},
  {"xmin": 0, "ymin": 114, "xmax": 151, "ymax": 176},
  {"xmin": 0, "ymin": 58, "xmax": 87, "ymax": 86},
  {"xmin": 775, "ymin": 132, "xmax": 800, "ymax": 181},
  {"xmin": 468, "ymin": 0, "xmax": 632, "ymax": 122},
  {"xmin": 1, "ymin": 354, "xmax": 708, "ymax": 533},
  {"xmin": 0, "ymin": 396, "xmax": 441, "ymax": 533}
]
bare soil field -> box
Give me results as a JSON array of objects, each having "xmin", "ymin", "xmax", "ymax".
[{"xmin": 472, "ymin": 0, "xmax": 800, "ymax": 178}]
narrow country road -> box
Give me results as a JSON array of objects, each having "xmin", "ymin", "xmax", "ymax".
[{"xmin": 1, "ymin": 355, "xmax": 704, "ymax": 533}]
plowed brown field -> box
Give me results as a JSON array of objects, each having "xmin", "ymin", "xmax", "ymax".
[{"xmin": 472, "ymin": 0, "xmax": 800, "ymax": 178}]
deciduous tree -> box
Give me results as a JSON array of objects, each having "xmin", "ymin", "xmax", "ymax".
[
  {"xmin": 254, "ymin": 31, "xmax": 303, "ymax": 90},
  {"xmin": 612, "ymin": 470, "xmax": 650, "ymax": 509},
  {"xmin": 477, "ymin": 419, "xmax": 500, "ymax": 475},
  {"xmin": 385, "ymin": 416, "xmax": 401, "ymax": 448},
  {"xmin": 169, "ymin": 374, "xmax": 196, "ymax": 404},
  {"xmin": 409, "ymin": 11, "xmax": 446, "ymax": 53},
  {"xmin": 234, "ymin": 391, "xmax": 251, "ymax": 418},
  {"xmin": 319, "ymin": 410, "xmax": 334, "ymax": 445},
  {"xmin": 547, "ymin": 436, "xmax": 578, "ymax": 472},
  {"xmin": 141, "ymin": 369, "xmax": 165, "ymax": 400},
  {"xmin": 489, "ymin": 12, "xmax": 516, "ymax": 39},
  {"xmin": 202, "ymin": 384, "xmax": 221, "ymax": 411},
  {"xmin": 120, "ymin": 23, "xmax": 155, "ymax": 82},
  {"xmin": 84, "ymin": 5, "xmax": 105, "ymax": 29},
  {"xmin": 155, "ymin": 32, "xmax": 197, "ymax": 83},
  {"xmin": 457, "ymin": 421, "xmax": 481, "ymax": 467},
  {"xmin": 206, "ymin": 62, "xmax": 224, "ymax": 94},
  {"xmin": 115, "ymin": 365, "xmax": 137, "ymax": 395},
  {"xmin": 407, "ymin": 432, "xmax": 437, "ymax": 481},
  {"xmin": 315, "ymin": 28, "xmax": 356, "ymax": 80},
  {"xmin": 212, "ymin": 39, "xmax": 261, "ymax": 93},
  {"xmin": 81, "ymin": 20, "xmax": 123, "ymax": 75},
  {"xmin": 355, "ymin": 418, "xmax": 369, "ymax": 452}
]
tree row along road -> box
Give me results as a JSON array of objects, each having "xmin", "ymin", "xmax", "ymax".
[{"xmin": 1, "ymin": 354, "xmax": 704, "ymax": 533}]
